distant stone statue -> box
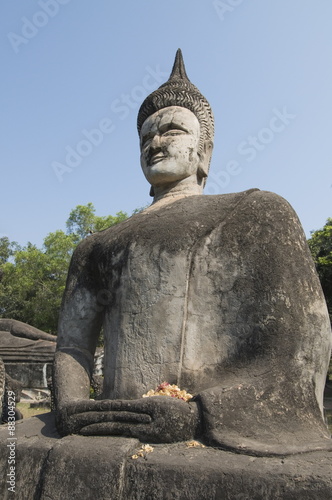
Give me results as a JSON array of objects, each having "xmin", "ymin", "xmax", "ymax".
[
  {"xmin": 0, "ymin": 319, "xmax": 56, "ymax": 419},
  {"xmin": 0, "ymin": 318, "xmax": 56, "ymax": 343},
  {"xmin": 54, "ymin": 50, "xmax": 332, "ymax": 456}
]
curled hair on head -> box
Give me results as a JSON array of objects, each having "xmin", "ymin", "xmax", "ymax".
[{"xmin": 137, "ymin": 50, "xmax": 214, "ymax": 174}]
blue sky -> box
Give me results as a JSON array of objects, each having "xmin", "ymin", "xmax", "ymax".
[{"xmin": 1, "ymin": 0, "xmax": 331, "ymax": 248}]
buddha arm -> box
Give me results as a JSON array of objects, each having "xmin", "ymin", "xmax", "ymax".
[
  {"xmin": 53, "ymin": 239, "xmax": 103, "ymax": 410},
  {"xmin": 0, "ymin": 318, "xmax": 56, "ymax": 341},
  {"xmin": 195, "ymin": 190, "xmax": 332, "ymax": 455}
]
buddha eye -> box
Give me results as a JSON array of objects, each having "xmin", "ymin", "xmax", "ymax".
[
  {"xmin": 141, "ymin": 137, "xmax": 152, "ymax": 149},
  {"xmin": 163, "ymin": 130, "xmax": 185, "ymax": 137}
]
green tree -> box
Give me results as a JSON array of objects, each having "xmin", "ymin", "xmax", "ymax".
[
  {"xmin": 0, "ymin": 237, "xmax": 12, "ymax": 264},
  {"xmin": 66, "ymin": 203, "xmax": 128, "ymax": 243},
  {"xmin": 0, "ymin": 204, "xmax": 128, "ymax": 333},
  {"xmin": 308, "ymin": 218, "xmax": 332, "ymax": 380},
  {"xmin": 308, "ymin": 218, "xmax": 332, "ymax": 322},
  {"xmin": 0, "ymin": 237, "xmax": 20, "ymax": 265}
]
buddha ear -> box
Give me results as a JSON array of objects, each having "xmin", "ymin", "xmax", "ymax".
[{"xmin": 197, "ymin": 139, "xmax": 213, "ymax": 179}]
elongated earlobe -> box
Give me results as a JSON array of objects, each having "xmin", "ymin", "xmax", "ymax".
[{"xmin": 197, "ymin": 140, "xmax": 214, "ymax": 180}]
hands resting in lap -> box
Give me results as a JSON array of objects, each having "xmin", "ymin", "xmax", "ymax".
[{"xmin": 57, "ymin": 397, "xmax": 201, "ymax": 443}]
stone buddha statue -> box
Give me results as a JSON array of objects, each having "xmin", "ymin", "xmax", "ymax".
[{"xmin": 54, "ymin": 50, "xmax": 332, "ymax": 456}]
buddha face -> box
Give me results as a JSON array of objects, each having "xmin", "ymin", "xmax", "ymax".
[{"xmin": 140, "ymin": 106, "xmax": 201, "ymax": 187}]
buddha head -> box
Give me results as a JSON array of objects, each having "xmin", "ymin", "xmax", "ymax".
[{"xmin": 137, "ymin": 50, "xmax": 214, "ymax": 196}]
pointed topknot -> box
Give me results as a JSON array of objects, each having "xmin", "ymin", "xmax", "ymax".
[
  {"xmin": 137, "ymin": 49, "xmax": 214, "ymax": 155},
  {"xmin": 169, "ymin": 49, "xmax": 189, "ymax": 81}
]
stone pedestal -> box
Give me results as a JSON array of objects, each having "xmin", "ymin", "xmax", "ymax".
[{"xmin": 1, "ymin": 412, "xmax": 331, "ymax": 500}]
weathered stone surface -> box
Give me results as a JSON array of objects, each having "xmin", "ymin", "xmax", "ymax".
[
  {"xmin": 4, "ymin": 362, "xmax": 52, "ymax": 389},
  {"xmin": 123, "ymin": 446, "xmax": 332, "ymax": 500},
  {"xmin": 0, "ymin": 324, "xmax": 56, "ymax": 364},
  {"xmin": 0, "ymin": 319, "xmax": 57, "ymax": 342},
  {"xmin": 54, "ymin": 190, "xmax": 332, "ymax": 453},
  {"xmin": 140, "ymin": 107, "xmax": 206, "ymax": 200},
  {"xmin": 0, "ymin": 414, "xmax": 57, "ymax": 499},
  {"xmin": 40, "ymin": 435, "xmax": 138, "ymax": 499},
  {"xmin": 0, "ymin": 413, "xmax": 331, "ymax": 499},
  {"xmin": 23, "ymin": 48, "xmax": 330, "ymax": 497},
  {"xmin": 0, "ymin": 320, "xmax": 56, "ymax": 390}
]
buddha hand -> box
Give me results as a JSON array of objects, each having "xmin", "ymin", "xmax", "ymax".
[{"xmin": 56, "ymin": 397, "xmax": 200, "ymax": 443}]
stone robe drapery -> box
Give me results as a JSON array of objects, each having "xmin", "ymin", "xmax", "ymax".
[{"xmin": 57, "ymin": 189, "xmax": 332, "ymax": 455}]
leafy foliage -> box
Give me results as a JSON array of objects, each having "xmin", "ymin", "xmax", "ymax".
[
  {"xmin": 307, "ymin": 217, "xmax": 332, "ymax": 380},
  {"xmin": 0, "ymin": 204, "xmax": 128, "ymax": 333},
  {"xmin": 66, "ymin": 203, "xmax": 128, "ymax": 243},
  {"xmin": 0, "ymin": 237, "xmax": 20, "ymax": 265},
  {"xmin": 308, "ymin": 218, "xmax": 332, "ymax": 322}
]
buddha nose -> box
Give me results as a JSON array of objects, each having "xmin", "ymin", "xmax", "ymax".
[{"xmin": 150, "ymin": 134, "xmax": 161, "ymax": 149}]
